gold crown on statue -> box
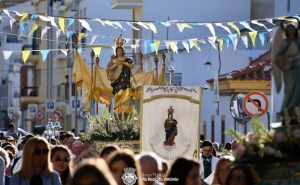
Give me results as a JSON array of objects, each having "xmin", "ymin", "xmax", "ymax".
[
  {"xmin": 168, "ymin": 106, "xmax": 174, "ymax": 114},
  {"xmin": 114, "ymin": 33, "xmax": 126, "ymax": 47}
]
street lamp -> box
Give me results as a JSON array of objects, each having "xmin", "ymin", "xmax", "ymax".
[
  {"xmin": 168, "ymin": 52, "xmax": 175, "ymax": 86},
  {"xmin": 46, "ymin": 118, "xmax": 54, "ymax": 143},
  {"xmin": 53, "ymin": 119, "xmax": 62, "ymax": 145}
]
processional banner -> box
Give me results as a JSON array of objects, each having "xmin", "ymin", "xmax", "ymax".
[{"xmin": 141, "ymin": 86, "xmax": 202, "ymax": 163}]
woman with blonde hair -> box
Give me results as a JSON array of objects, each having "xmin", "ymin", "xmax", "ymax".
[
  {"xmin": 10, "ymin": 137, "xmax": 61, "ymax": 185},
  {"xmin": 68, "ymin": 158, "xmax": 117, "ymax": 185},
  {"xmin": 210, "ymin": 155, "xmax": 235, "ymax": 185}
]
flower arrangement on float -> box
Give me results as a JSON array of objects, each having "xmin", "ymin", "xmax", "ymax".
[
  {"xmin": 80, "ymin": 107, "xmax": 140, "ymax": 142},
  {"xmin": 225, "ymin": 115, "xmax": 300, "ymax": 174}
]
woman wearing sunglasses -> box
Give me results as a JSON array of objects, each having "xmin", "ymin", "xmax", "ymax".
[
  {"xmin": 10, "ymin": 137, "xmax": 62, "ymax": 185},
  {"xmin": 51, "ymin": 145, "xmax": 73, "ymax": 185}
]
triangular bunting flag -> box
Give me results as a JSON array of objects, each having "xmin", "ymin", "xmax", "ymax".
[
  {"xmin": 127, "ymin": 22, "xmax": 139, "ymax": 30},
  {"xmin": 67, "ymin": 18, "xmax": 74, "ymax": 30},
  {"xmin": 169, "ymin": 41, "xmax": 178, "ymax": 53},
  {"xmin": 90, "ymin": 35, "xmax": 99, "ymax": 45},
  {"xmin": 154, "ymin": 40, "xmax": 160, "ymax": 55},
  {"xmin": 66, "ymin": 31, "xmax": 73, "ymax": 44},
  {"xmin": 137, "ymin": 22, "xmax": 149, "ymax": 29},
  {"xmin": 144, "ymin": 40, "xmax": 150, "ymax": 54},
  {"xmin": 41, "ymin": 27, "xmax": 50, "ymax": 39},
  {"xmin": 203, "ymin": 23, "xmax": 215, "ymax": 37},
  {"xmin": 215, "ymin": 23, "xmax": 232, "ymax": 34},
  {"xmin": 40, "ymin": 50, "xmax": 50, "ymax": 62},
  {"xmin": 190, "ymin": 39, "xmax": 201, "ymax": 51},
  {"xmin": 79, "ymin": 19, "xmax": 92, "ymax": 31},
  {"xmin": 145, "ymin": 23, "xmax": 157, "ymax": 33},
  {"xmin": 78, "ymin": 33, "xmax": 85, "ymax": 40},
  {"xmin": 93, "ymin": 47, "xmax": 102, "ymax": 57},
  {"xmin": 251, "ymin": 20, "xmax": 268, "ymax": 30},
  {"xmin": 164, "ymin": 41, "xmax": 170, "ymax": 50},
  {"xmin": 217, "ymin": 38, "xmax": 223, "ymax": 51},
  {"xmin": 227, "ymin": 22, "xmax": 240, "ymax": 35},
  {"xmin": 182, "ymin": 41, "xmax": 189, "ymax": 53},
  {"xmin": 78, "ymin": 48, "xmax": 82, "ymax": 54},
  {"xmin": 60, "ymin": 49, "xmax": 68, "ymax": 56},
  {"xmin": 241, "ymin": 36, "xmax": 248, "ymax": 48},
  {"xmin": 239, "ymin": 21, "xmax": 255, "ymax": 32},
  {"xmin": 112, "ymin": 21, "xmax": 125, "ymax": 30},
  {"xmin": 103, "ymin": 20, "xmax": 116, "ymax": 28},
  {"xmin": 149, "ymin": 43, "xmax": 156, "ymax": 52},
  {"xmin": 258, "ymin": 32, "xmax": 265, "ymax": 46},
  {"xmin": 58, "ymin": 18, "xmax": 65, "ymax": 34},
  {"xmin": 248, "ymin": 31, "xmax": 258, "ymax": 47},
  {"xmin": 208, "ymin": 37, "xmax": 217, "ymax": 49},
  {"xmin": 224, "ymin": 38, "xmax": 229, "ymax": 49},
  {"xmin": 22, "ymin": 50, "xmax": 31, "ymax": 63},
  {"xmin": 28, "ymin": 24, "xmax": 39, "ymax": 37},
  {"xmin": 20, "ymin": 13, "xmax": 28, "ymax": 22},
  {"xmin": 228, "ymin": 34, "xmax": 238, "ymax": 45},
  {"xmin": 3, "ymin": 51, "xmax": 13, "ymax": 60}
]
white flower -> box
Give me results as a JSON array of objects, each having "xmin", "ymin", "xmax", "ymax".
[{"xmin": 102, "ymin": 130, "xmax": 107, "ymax": 135}]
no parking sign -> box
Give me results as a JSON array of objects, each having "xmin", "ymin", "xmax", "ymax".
[{"xmin": 242, "ymin": 91, "xmax": 269, "ymax": 117}]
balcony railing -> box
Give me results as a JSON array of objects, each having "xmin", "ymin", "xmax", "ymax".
[
  {"xmin": 21, "ymin": 87, "xmax": 39, "ymax": 97},
  {"xmin": 22, "ymin": 45, "xmax": 39, "ymax": 55}
]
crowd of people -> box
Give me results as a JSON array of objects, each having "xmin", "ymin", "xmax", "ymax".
[{"xmin": 0, "ymin": 122, "xmax": 255, "ymax": 185}]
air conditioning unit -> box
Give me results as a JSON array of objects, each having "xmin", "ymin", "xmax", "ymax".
[{"xmin": 67, "ymin": 56, "xmax": 74, "ymax": 68}]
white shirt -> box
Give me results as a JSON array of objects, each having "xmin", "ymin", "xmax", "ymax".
[
  {"xmin": 199, "ymin": 154, "xmax": 218, "ymax": 180},
  {"xmin": 12, "ymin": 158, "xmax": 22, "ymax": 174},
  {"xmin": 10, "ymin": 150, "xmax": 23, "ymax": 166}
]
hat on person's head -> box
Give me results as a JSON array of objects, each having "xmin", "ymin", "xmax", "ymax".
[
  {"xmin": 202, "ymin": 140, "xmax": 213, "ymax": 148},
  {"xmin": 6, "ymin": 136, "xmax": 15, "ymax": 141}
]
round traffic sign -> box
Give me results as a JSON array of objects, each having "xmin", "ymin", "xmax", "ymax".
[
  {"xmin": 12, "ymin": 113, "xmax": 20, "ymax": 120},
  {"xmin": 35, "ymin": 111, "xmax": 45, "ymax": 120},
  {"xmin": 79, "ymin": 108, "xmax": 87, "ymax": 119},
  {"xmin": 242, "ymin": 91, "xmax": 269, "ymax": 117},
  {"xmin": 52, "ymin": 110, "xmax": 63, "ymax": 120}
]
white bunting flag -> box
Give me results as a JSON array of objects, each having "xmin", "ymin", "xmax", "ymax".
[
  {"xmin": 93, "ymin": 18, "xmax": 105, "ymax": 26},
  {"xmin": 215, "ymin": 23, "xmax": 232, "ymax": 34},
  {"xmin": 79, "ymin": 19, "xmax": 92, "ymax": 31},
  {"xmin": 13, "ymin": 11, "xmax": 23, "ymax": 16},
  {"xmin": 127, "ymin": 22, "xmax": 139, "ymax": 30},
  {"xmin": 188, "ymin": 39, "xmax": 196, "ymax": 49},
  {"xmin": 41, "ymin": 27, "xmax": 50, "ymax": 39},
  {"xmin": 112, "ymin": 46, "xmax": 116, "ymax": 56},
  {"xmin": 56, "ymin": 29, "xmax": 61, "ymax": 44},
  {"xmin": 39, "ymin": 15, "xmax": 51, "ymax": 22},
  {"xmin": 60, "ymin": 49, "xmax": 68, "ymax": 56},
  {"xmin": 208, "ymin": 37, "xmax": 217, "ymax": 49},
  {"xmin": 3, "ymin": 9, "xmax": 15, "ymax": 21},
  {"xmin": 251, "ymin": 20, "xmax": 268, "ymax": 30},
  {"xmin": 164, "ymin": 41, "xmax": 170, "ymax": 50},
  {"xmin": 176, "ymin": 23, "xmax": 185, "ymax": 32},
  {"xmin": 266, "ymin": 18, "xmax": 275, "ymax": 26},
  {"xmin": 241, "ymin": 36, "xmax": 248, "ymax": 48},
  {"xmin": 124, "ymin": 38, "xmax": 130, "ymax": 44},
  {"xmin": 203, "ymin": 23, "xmax": 216, "ymax": 37},
  {"xmin": 49, "ymin": 17, "xmax": 58, "ymax": 27},
  {"xmin": 9, "ymin": 18, "xmax": 14, "ymax": 31},
  {"xmin": 89, "ymin": 35, "xmax": 100, "ymax": 45},
  {"xmin": 182, "ymin": 41, "xmax": 190, "ymax": 53},
  {"xmin": 234, "ymin": 37, "xmax": 238, "ymax": 50},
  {"xmin": 3, "ymin": 51, "xmax": 13, "ymax": 60},
  {"xmin": 137, "ymin": 22, "xmax": 149, "ymax": 29}
]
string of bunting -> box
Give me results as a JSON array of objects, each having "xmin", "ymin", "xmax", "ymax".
[{"xmin": 1, "ymin": 8, "xmax": 298, "ymax": 62}]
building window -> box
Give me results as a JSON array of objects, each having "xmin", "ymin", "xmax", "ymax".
[
  {"xmin": 221, "ymin": 115, "xmax": 225, "ymax": 144},
  {"xmin": 165, "ymin": 73, "xmax": 182, "ymax": 86},
  {"xmin": 6, "ymin": 36, "xmax": 22, "ymax": 43},
  {"xmin": 4, "ymin": 2, "xmax": 21, "ymax": 6}
]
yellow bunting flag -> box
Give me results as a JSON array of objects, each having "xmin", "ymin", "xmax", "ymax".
[
  {"xmin": 58, "ymin": 18, "xmax": 65, "ymax": 34},
  {"xmin": 169, "ymin": 41, "xmax": 178, "ymax": 53},
  {"xmin": 22, "ymin": 50, "xmax": 31, "ymax": 63},
  {"xmin": 28, "ymin": 24, "xmax": 39, "ymax": 37},
  {"xmin": 154, "ymin": 40, "xmax": 160, "ymax": 55},
  {"xmin": 248, "ymin": 31, "xmax": 258, "ymax": 47},
  {"xmin": 78, "ymin": 33, "xmax": 85, "ymax": 40},
  {"xmin": 217, "ymin": 38, "xmax": 224, "ymax": 51},
  {"xmin": 227, "ymin": 22, "xmax": 240, "ymax": 35},
  {"xmin": 20, "ymin": 13, "xmax": 28, "ymax": 22},
  {"xmin": 191, "ymin": 40, "xmax": 201, "ymax": 51},
  {"xmin": 180, "ymin": 23, "xmax": 193, "ymax": 29},
  {"xmin": 278, "ymin": 17, "xmax": 297, "ymax": 22},
  {"xmin": 93, "ymin": 47, "xmax": 102, "ymax": 57},
  {"xmin": 145, "ymin": 22, "xmax": 157, "ymax": 33},
  {"xmin": 103, "ymin": 20, "xmax": 116, "ymax": 28}
]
